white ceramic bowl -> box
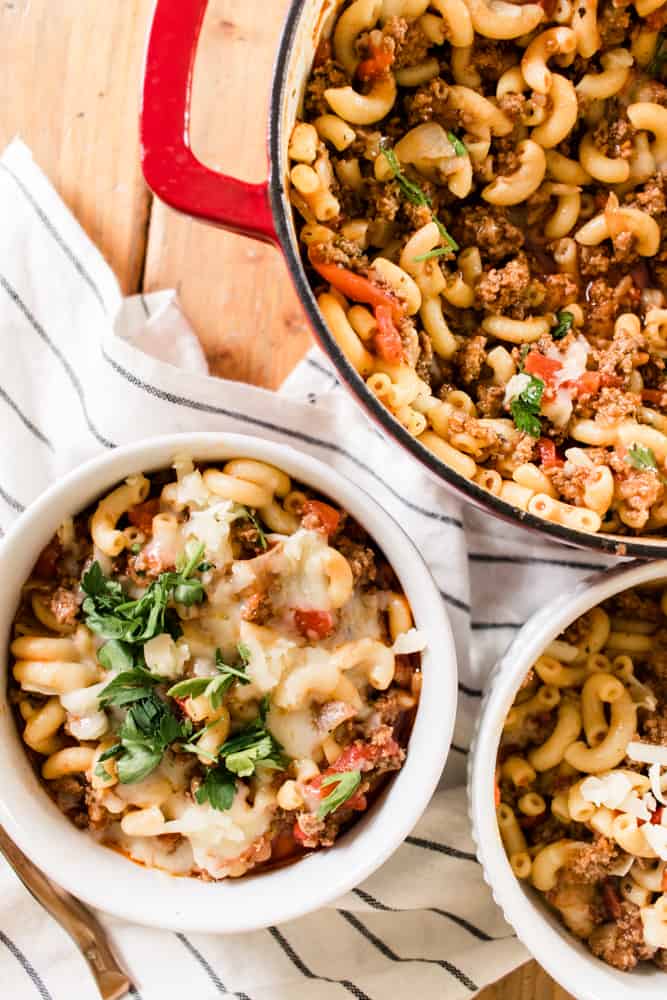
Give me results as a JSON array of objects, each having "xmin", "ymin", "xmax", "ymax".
[
  {"xmin": 469, "ymin": 558, "xmax": 667, "ymax": 1000},
  {"xmin": 0, "ymin": 432, "xmax": 456, "ymax": 933}
]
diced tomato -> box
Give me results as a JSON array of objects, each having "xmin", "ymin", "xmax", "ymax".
[
  {"xmin": 127, "ymin": 498, "xmax": 160, "ymax": 534},
  {"xmin": 301, "ymin": 499, "xmax": 340, "ymax": 536},
  {"xmin": 651, "ymin": 805, "xmax": 664, "ymax": 825},
  {"xmin": 642, "ymin": 388, "xmax": 666, "ymax": 405},
  {"xmin": 373, "ymin": 303, "xmax": 403, "ymax": 363},
  {"xmin": 293, "ymin": 819, "xmax": 309, "ymax": 843},
  {"xmin": 34, "ymin": 538, "xmax": 61, "ymax": 578},
  {"xmin": 523, "ymin": 351, "xmax": 562, "ymax": 383},
  {"xmin": 293, "ymin": 608, "xmax": 335, "ymax": 640},
  {"xmin": 309, "ymin": 255, "xmax": 404, "ymax": 324},
  {"xmin": 537, "ymin": 437, "xmax": 564, "ymax": 469},
  {"xmin": 357, "ymin": 42, "xmax": 394, "ymax": 81},
  {"xmin": 602, "ymin": 880, "xmax": 622, "ymax": 921}
]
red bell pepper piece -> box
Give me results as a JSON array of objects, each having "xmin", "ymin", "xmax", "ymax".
[
  {"xmin": 373, "ymin": 303, "xmax": 403, "ymax": 363},
  {"xmin": 310, "ymin": 257, "xmax": 404, "ymax": 324}
]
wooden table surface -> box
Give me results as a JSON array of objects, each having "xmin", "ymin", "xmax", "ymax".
[{"xmin": 1, "ymin": 1, "xmax": 573, "ymax": 997}]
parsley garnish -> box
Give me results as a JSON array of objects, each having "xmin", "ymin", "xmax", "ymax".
[
  {"xmin": 98, "ymin": 667, "xmax": 159, "ymax": 707},
  {"xmin": 649, "ymin": 32, "xmax": 667, "ymax": 76},
  {"xmin": 237, "ymin": 506, "xmax": 268, "ymax": 550},
  {"xmin": 317, "ymin": 770, "xmax": 362, "ymax": 819},
  {"xmin": 447, "ymin": 131, "xmax": 467, "ymax": 157},
  {"xmin": 413, "ymin": 247, "xmax": 452, "ymax": 262},
  {"xmin": 218, "ymin": 719, "xmax": 286, "ymax": 777},
  {"xmin": 195, "ymin": 765, "xmax": 237, "ymax": 811},
  {"xmin": 81, "ymin": 544, "xmax": 208, "ymax": 666},
  {"xmin": 382, "ymin": 145, "xmax": 459, "ymax": 253},
  {"xmin": 552, "ymin": 311, "xmax": 574, "ymax": 341},
  {"xmin": 186, "ymin": 711, "xmax": 287, "ymax": 811},
  {"xmin": 626, "ymin": 443, "xmax": 667, "ymax": 484},
  {"xmin": 510, "ymin": 376, "xmax": 544, "ymax": 438},
  {"xmin": 167, "ymin": 645, "xmax": 250, "ymax": 709},
  {"xmin": 97, "ymin": 689, "xmax": 192, "ymax": 784}
]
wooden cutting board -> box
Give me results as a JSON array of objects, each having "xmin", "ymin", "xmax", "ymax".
[{"xmin": 0, "ymin": 1, "xmax": 573, "ymax": 996}]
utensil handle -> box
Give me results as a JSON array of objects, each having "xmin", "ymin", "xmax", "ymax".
[
  {"xmin": 140, "ymin": 0, "xmax": 278, "ymax": 245},
  {"xmin": 0, "ymin": 832, "xmax": 131, "ymax": 1000}
]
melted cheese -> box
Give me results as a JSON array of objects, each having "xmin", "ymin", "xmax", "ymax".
[
  {"xmin": 273, "ymin": 529, "xmax": 333, "ymax": 611},
  {"xmin": 161, "ymin": 786, "xmax": 275, "ymax": 879},
  {"xmin": 267, "ymin": 704, "xmax": 323, "ymax": 760},
  {"xmin": 185, "ymin": 499, "xmax": 237, "ymax": 564},
  {"xmin": 143, "ymin": 634, "xmax": 190, "ymax": 679},
  {"xmin": 240, "ymin": 621, "xmax": 298, "ymax": 693}
]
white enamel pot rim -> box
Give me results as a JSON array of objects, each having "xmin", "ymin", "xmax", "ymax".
[
  {"xmin": 469, "ymin": 557, "xmax": 667, "ymax": 1000},
  {"xmin": 0, "ymin": 432, "xmax": 457, "ymax": 933}
]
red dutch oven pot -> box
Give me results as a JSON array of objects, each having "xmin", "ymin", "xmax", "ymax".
[{"xmin": 140, "ymin": 0, "xmax": 666, "ymax": 559}]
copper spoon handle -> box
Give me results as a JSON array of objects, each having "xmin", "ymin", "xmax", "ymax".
[{"xmin": 0, "ymin": 824, "xmax": 132, "ymax": 1000}]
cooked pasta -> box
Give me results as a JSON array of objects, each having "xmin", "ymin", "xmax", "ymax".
[
  {"xmin": 9, "ymin": 458, "xmax": 424, "ymax": 881},
  {"xmin": 291, "ymin": 1, "xmax": 667, "ymax": 538},
  {"xmin": 496, "ymin": 585, "xmax": 667, "ymax": 972}
]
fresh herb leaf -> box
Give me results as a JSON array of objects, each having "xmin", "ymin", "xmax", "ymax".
[
  {"xmin": 382, "ymin": 144, "xmax": 459, "ymax": 253},
  {"xmin": 433, "ymin": 216, "xmax": 459, "ymax": 252},
  {"xmin": 130, "ymin": 542, "xmax": 142, "ymax": 555},
  {"xmin": 317, "ymin": 770, "xmax": 362, "ymax": 819},
  {"xmin": 510, "ymin": 376, "xmax": 544, "ymax": 438},
  {"xmin": 217, "ymin": 717, "xmax": 286, "ymax": 777},
  {"xmin": 175, "ymin": 540, "xmax": 206, "ymax": 577},
  {"xmin": 447, "ymin": 131, "xmax": 467, "ymax": 157},
  {"xmin": 552, "ymin": 311, "xmax": 574, "ymax": 340},
  {"xmin": 236, "ymin": 506, "xmax": 268, "ymax": 550},
  {"xmin": 626, "ymin": 442, "xmax": 667, "ymax": 484},
  {"xmin": 98, "ymin": 668, "xmax": 159, "ymax": 707},
  {"xmin": 166, "ymin": 676, "xmax": 211, "ymax": 700},
  {"xmin": 382, "ymin": 146, "xmax": 431, "ymax": 207},
  {"xmin": 413, "ymin": 247, "xmax": 452, "ymax": 262},
  {"xmin": 94, "ymin": 744, "xmax": 123, "ymax": 782},
  {"xmin": 237, "ymin": 642, "xmax": 251, "ymax": 665},
  {"xmin": 81, "ymin": 556, "xmax": 207, "ymax": 648},
  {"xmin": 109, "ymin": 691, "xmax": 191, "ymax": 784},
  {"xmin": 173, "ymin": 577, "xmax": 205, "ymax": 606},
  {"xmin": 97, "ymin": 639, "xmax": 135, "ymax": 672},
  {"xmin": 167, "ymin": 645, "xmax": 250, "ymax": 708},
  {"xmin": 649, "ymin": 32, "xmax": 667, "ymax": 76},
  {"xmin": 519, "ymin": 344, "xmax": 531, "ymax": 368},
  {"xmin": 195, "ymin": 765, "xmax": 237, "ymax": 812}
]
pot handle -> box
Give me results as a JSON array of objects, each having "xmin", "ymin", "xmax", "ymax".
[{"xmin": 140, "ymin": 0, "xmax": 278, "ymax": 245}]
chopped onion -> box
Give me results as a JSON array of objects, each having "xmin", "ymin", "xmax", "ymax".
[
  {"xmin": 649, "ymin": 763, "xmax": 667, "ymax": 807},
  {"xmin": 619, "ymin": 790, "xmax": 655, "ymax": 822},
  {"xmin": 503, "ymin": 373, "xmax": 532, "ymax": 407},
  {"xmin": 393, "ymin": 628, "xmax": 428, "ymax": 655},
  {"xmin": 580, "ymin": 772, "xmax": 633, "ymax": 809},
  {"xmin": 642, "ymin": 824, "xmax": 667, "ymax": 861},
  {"xmin": 626, "ymin": 742, "xmax": 667, "ymax": 765}
]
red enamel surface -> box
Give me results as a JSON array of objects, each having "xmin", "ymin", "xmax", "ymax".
[{"xmin": 140, "ymin": 0, "xmax": 278, "ymax": 245}]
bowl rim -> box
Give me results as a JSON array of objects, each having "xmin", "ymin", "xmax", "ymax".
[
  {"xmin": 267, "ymin": 0, "xmax": 667, "ymax": 561},
  {"xmin": 468, "ymin": 557, "xmax": 667, "ymax": 999},
  {"xmin": 0, "ymin": 431, "xmax": 457, "ymax": 933}
]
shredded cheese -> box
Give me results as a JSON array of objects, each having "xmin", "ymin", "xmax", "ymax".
[{"xmin": 392, "ymin": 628, "xmax": 428, "ymax": 655}]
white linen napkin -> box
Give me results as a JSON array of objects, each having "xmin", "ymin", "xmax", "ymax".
[{"xmin": 0, "ymin": 138, "xmax": 618, "ymax": 1000}]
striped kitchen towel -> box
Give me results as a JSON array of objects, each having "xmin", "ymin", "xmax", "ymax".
[{"xmin": 0, "ymin": 137, "xmax": 617, "ymax": 1000}]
